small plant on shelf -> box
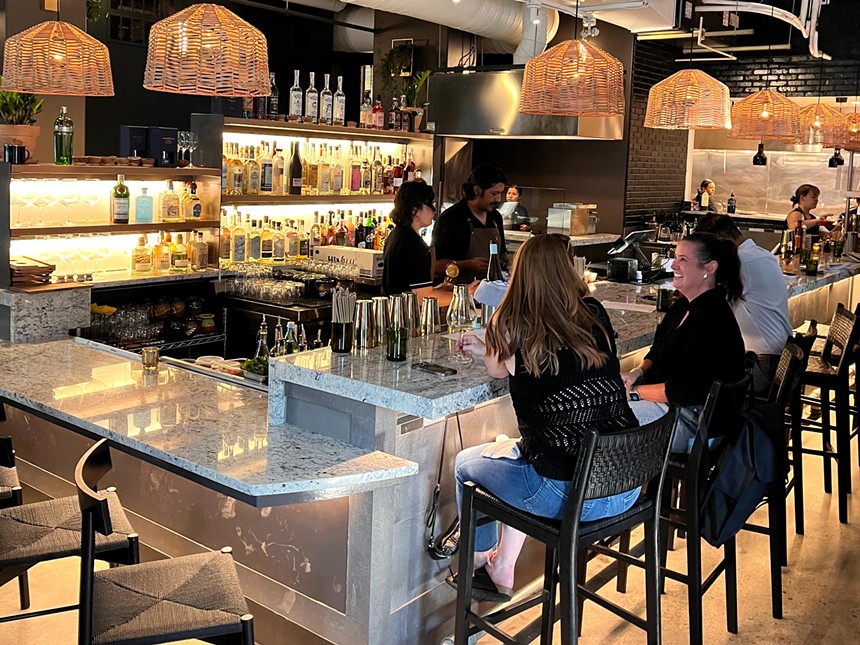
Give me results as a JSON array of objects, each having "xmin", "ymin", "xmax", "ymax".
[
  {"xmin": 0, "ymin": 80, "xmax": 43, "ymax": 125},
  {"xmin": 379, "ymin": 43, "xmax": 415, "ymax": 93}
]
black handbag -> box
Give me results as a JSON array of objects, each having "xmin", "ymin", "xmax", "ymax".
[{"xmin": 426, "ymin": 413, "xmax": 464, "ymax": 560}]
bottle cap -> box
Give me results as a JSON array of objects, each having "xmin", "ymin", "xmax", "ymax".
[{"xmin": 489, "ymin": 243, "xmax": 498, "ymax": 254}]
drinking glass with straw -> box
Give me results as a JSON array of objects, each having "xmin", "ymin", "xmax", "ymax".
[{"xmin": 331, "ymin": 287, "xmax": 356, "ymax": 353}]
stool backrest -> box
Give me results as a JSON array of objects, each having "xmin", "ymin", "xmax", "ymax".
[
  {"xmin": 822, "ymin": 304, "xmax": 860, "ymax": 374},
  {"xmin": 768, "ymin": 339, "xmax": 805, "ymax": 409}
]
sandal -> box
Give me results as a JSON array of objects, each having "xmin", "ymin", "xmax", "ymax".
[{"xmin": 445, "ymin": 566, "xmax": 513, "ymax": 603}]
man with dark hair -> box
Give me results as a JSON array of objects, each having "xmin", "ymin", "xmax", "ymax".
[
  {"xmin": 432, "ymin": 163, "xmax": 508, "ymax": 283},
  {"xmin": 696, "ymin": 213, "xmax": 791, "ymax": 392}
]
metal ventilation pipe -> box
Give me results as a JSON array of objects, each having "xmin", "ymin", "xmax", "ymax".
[{"xmin": 333, "ymin": 5, "xmax": 375, "ymax": 52}]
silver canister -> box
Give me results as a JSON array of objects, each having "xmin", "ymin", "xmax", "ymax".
[
  {"xmin": 479, "ymin": 304, "xmax": 497, "ymax": 327},
  {"xmin": 372, "ymin": 296, "xmax": 389, "ymax": 346},
  {"xmin": 353, "ymin": 299, "xmax": 377, "ymax": 349},
  {"xmin": 401, "ymin": 291, "xmax": 421, "ymax": 337},
  {"xmin": 419, "ymin": 296, "xmax": 441, "ymax": 335}
]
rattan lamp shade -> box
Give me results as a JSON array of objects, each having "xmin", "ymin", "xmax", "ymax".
[
  {"xmin": 799, "ymin": 103, "xmax": 847, "ymax": 146},
  {"xmin": 728, "ymin": 89, "xmax": 801, "ymax": 141},
  {"xmin": 842, "ymin": 113, "xmax": 860, "ymax": 152},
  {"xmin": 519, "ymin": 40, "xmax": 625, "ymax": 117},
  {"xmin": 644, "ymin": 69, "xmax": 730, "ymax": 130},
  {"xmin": 144, "ymin": 3, "xmax": 269, "ymax": 96},
  {"xmin": 1, "ymin": 20, "xmax": 113, "ymax": 96}
]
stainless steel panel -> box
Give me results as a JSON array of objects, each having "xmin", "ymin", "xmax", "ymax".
[{"xmin": 428, "ymin": 70, "xmax": 623, "ymax": 140}]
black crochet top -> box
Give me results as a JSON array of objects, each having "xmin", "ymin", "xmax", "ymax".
[{"xmin": 509, "ymin": 298, "xmax": 638, "ymax": 481}]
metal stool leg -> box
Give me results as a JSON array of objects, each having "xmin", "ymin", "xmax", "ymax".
[
  {"xmin": 790, "ymin": 397, "xmax": 805, "ymax": 535},
  {"xmin": 836, "ymin": 388, "xmax": 852, "ymax": 524},
  {"xmin": 17, "ymin": 571, "xmax": 30, "ymax": 610},
  {"xmin": 724, "ymin": 537, "xmax": 739, "ymax": 634},
  {"xmin": 821, "ymin": 387, "xmax": 833, "ymax": 494}
]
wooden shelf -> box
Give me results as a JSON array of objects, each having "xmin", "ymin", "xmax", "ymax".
[
  {"xmin": 221, "ymin": 194, "xmax": 393, "ymax": 206},
  {"xmin": 223, "ymin": 117, "xmax": 433, "ymax": 145},
  {"xmin": 11, "ymin": 220, "xmax": 221, "ymax": 238},
  {"xmin": 10, "ymin": 164, "xmax": 220, "ymax": 180}
]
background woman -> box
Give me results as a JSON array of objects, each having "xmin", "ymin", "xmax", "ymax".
[
  {"xmin": 452, "ymin": 234, "xmax": 641, "ymax": 602},
  {"xmin": 622, "ymin": 232, "xmax": 746, "ymax": 452},
  {"xmin": 786, "ymin": 184, "xmax": 832, "ymax": 235},
  {"xmin": 505, "ymin": 185, "xmax": 531, "ymax": 231},
  {"xmin": 382, "ymin": 181, "xmax": 436, "ymax": 295},
  {"xmin": 694, "ymin": 179, "xmax": 717, "ymax": 212}
]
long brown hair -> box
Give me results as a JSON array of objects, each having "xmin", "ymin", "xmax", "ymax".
[{"xmin": 485, "ymin": 234, "xmax": 609, "ymax": 376}]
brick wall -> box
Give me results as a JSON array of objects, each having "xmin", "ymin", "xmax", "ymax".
[{"xmin": 624, "ymin": 40, "xmax": 690, "ymax": 223}]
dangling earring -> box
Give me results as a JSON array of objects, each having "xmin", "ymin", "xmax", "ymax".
[{"xmin": 703, "ymin": 273, "xmax": 709, "ymax": 280}]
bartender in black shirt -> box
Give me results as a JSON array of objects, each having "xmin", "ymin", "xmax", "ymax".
[
  {"xmin": 432, "ymin": 164, "xmax": 507, "ymax": 283},
  {"xmin": 382, "ymin": 181, "xmax": 436, "ymax": 295}
]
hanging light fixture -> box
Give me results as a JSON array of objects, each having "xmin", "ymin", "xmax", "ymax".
[
  {"xmin": 144, "ymin": 3, "xmax": 269, "ymax": 97},
  {"xmin": 519, "ymin": 1, "xmax": 624, "ymax": 117},
  {"xmin": 0, "ymin": 5, "xmax": 113, "ymax": 96},
  {"xmin": 799, "ymin": 103, "xmax": 846, "ymax": 146},
  {"xmin": 645, "ymin": 69, "xmax": 731, "ymax": 130},
  {"xmin": 843, "ymin": 113, "xmax": 860, "ymax": 152}
]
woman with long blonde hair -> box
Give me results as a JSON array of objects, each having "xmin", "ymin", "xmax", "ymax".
[{"xmin": 451, "ymin": 234, "xmax": 641, "ymax": 602}]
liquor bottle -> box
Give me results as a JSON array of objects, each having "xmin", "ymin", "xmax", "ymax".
[
  {"xmin": 318, "ymin": 143, "xmax": 332, "ymax": 195},
  {"xmin": 221, "ymin": 142, "xmax": 229, "ymax": 193},
  {"xmin": 261, "ymin": 216, "xmax": 274, "ymax": 262},
  {"xmin": 153, "ymin": 232, "xmax": 172, "ymax": 274},
  {"xmin": 184, "ymin": 181, "xmax": 202, "ymax": 219},
  {"xmin": 405, "ymin": 150, "xmax": 417, "ymax": 182},
  {"xmin": 232, "ymin": 212, "xmax": 247, "ymax": 264},
  {"xmin": 350, "ymin": 145, "xmax": 363, "ymax": 194},
  {"xmin": 753, "ymin": 142, "xmax": 768, "ymax": 166},
  {"xmin": 254, "ymin": 315, "xmax": 270, "ymax": 359},
  {"xmin": 243, "ymin": 146, "xmax": 261, "ymax": 195},
  {"xmin": 400, "ymin": 94, "xmax": 410, "ymax": 132},
  {"xmin": 306, "ymin": 143, "xmax": 319, "ymax": 196},
  {"xmin": 228, "ymin": 143, "xmax": 244, "ymax": 195},
  {"xmin": 297, "ymin": 324, "xmax": 308, "ymax": 352},
  {"xmin": 727, "ymin": 191, "xmax": 737, "ymax": 214},
  {"xmin": 131, "ymin": 235, "xmax": 152, "ymax": 276},
  {"xmin": 486, "ymin": 243, "xmax": 504, "ymax": 281},
  {"xmin": 298, "ymin": 220, "xmax": 310, "ymax": 258},
  {"xmin": 371, "ymin": 149, "xmax": 384, "ymax": 195},
  {"xmin": 284, "ymin": 322, "xmax": 298, "ymax": 354},
  {"xmin": 170, "ymin": 233, "xmax": 189, "ymax": 273},
  {"xmin": 288, "ymin": 141, "xmax": 303, "ymax": 196},
  {"xmin": 242, "ymin": 97, "xmax": 254, "ymax": 119},
  {"xmin": 780, "ymin": 229, "xmax": 794, "ymax": 263},
  {"xmin": 192, "ymin": 231, "xmax": 209, "ymax": 270},
  {"xmin": 259, "ymin": 143, "xmax": 273, "ymax": 193},
  {"xmin": 388, "ymin": 95, "xmax": 400, "ymax": 130},
  {"xmin": 248, "ymin": 219, "xmax": 262, "ymax": 262},
  {"xmin": 219, "ymin": 208, "xmax": 232, "ymax": 265},
  {"xmin": 110, "ymin": 174, "xmax": 130, "ymax": 224},
  {"xmin": 359, "ymin": 91, "xmax": 372, "ymax": 128},
  {"xmin": 332, "ymin": 145, "xmax": 344, "ymax": 194},
  {"xmin": 254, "ymin": 88, "xmax": 268, "ymax": 123},
  {"xmin": 53, "ymin": 106, "xmax": 74, "ymax": 165},
  {"xmin": 336, "ymin": 215, "xmax": 348, "ymax": 246},
  {"xmin": 310, "ymin": 212, "xmax": 322, "ymax": 250},
  {"xmin": 345, "ymin": 212, "xmax": 356, "ymax": 247},
  {"xmin": 383, "ymin": 155, "xmax": 395, "ymax": 195},
  {"xmin": 391, "ymin": 155, "xmax": 404, "ymax": 193},
  {"xmin": 289, "ymin": 70, "xmax": 303, "ymax": 122},
  {"xmin": 333, "ymin": 76, "xmax": 346, "ymax": 126},
  {"xmin": 700, "ymin": 189, "xmax": 709, "ymax": 210},
  {"xmin": 320, "ymin": 73, "xmax": 333, "ymax": 126},
  {"xmin": 372, "ymin": 96, "xmax": 385, "ymax": 130},
  {"xmin": 273, "ymin": 221, "xmax": 286, "ymax": 262},
  {"xmin": 305, "ymin": 71, "xmax": 319, "ymax": 125},
  {"xmin": 272, "ymin": 147, "xmax": 285, "ymax": 195},
  {"xmin": 134, "ymin": 187, "xmax": 153, "ymax": 224},
  {"xmin": 267, "ymin": 72, "xmax": 279, "ymax": 119},
  {"xmin": 159, "ymin": 180, "xmax": 180, "ymax": 222},
  {"xmin": 360, "ymin": 154, "xmax": 372, "ymax": 196},
  {"xmin": 271, "ymin": 317, "xmax": 284, "ymax": 357}
]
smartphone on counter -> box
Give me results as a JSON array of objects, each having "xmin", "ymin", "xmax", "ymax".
[{"xmin": 413, "ymin": 361, "xmax": 458, "ymax": 376}]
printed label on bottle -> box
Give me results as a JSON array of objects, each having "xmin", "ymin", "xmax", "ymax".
[
  {"xmin": 112, "ymin": 198, "xmax": 130, "ymax": 221},
  {"xmin": 322, "ymin": 97, "xmax": 333, "ymax": 123},
  {"xmin": 306, "ymin": 96, "xmax": 318, "ymax": 118},
  {"xmin": 134, "ymin": 258, "xmax": 152, "ymax": 273},
  {"xmin": 220, "ymin": 235, "xmax": 231, "ymax": 259},
  {"xmin": 233, "ymin": 237, "xmax": 246, "ymax": 262},
  {"xmin": 191, "ymin": 203, "xmax": 202, "ymax": 218},
  {"xmin": 351, "ymin": 168, "xmax": 362, "ymax": 192},
  {"xmin": 157, "ymin": 254, "xmax": 171, "ymax": 271},
  {"xmin": 261, "ymin": 165, "xmax": 273, "ymax": 192},
  {"xmin": 274, "ymin": 239, "xmax": 285, "ymax": 260},
  {"xmin": 334, "ymin": 97, "xmax": 345, "ymax": 123},
  {"xmin": 292, "ymin": 178, "xmax": 302, "ymax": 187},
  {"xmin": 250, "ymin": 237, "xmax": 262, "ymax": 259},
  {"xmin": 173, "ymin": 255, "xmax": 188, "ymax": 269},
  {"xmin": 290, "ymin": 93, "xmax": 302, "ymax": 116}
]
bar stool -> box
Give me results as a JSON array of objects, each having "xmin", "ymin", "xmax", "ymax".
[
  {"xmin": 75, "ymin": 438, "xmax": 255, "ymax": 645},
  {"xmin": 658, "ymin": 375, "xmax": 750, "ymax": 645},
  {"xmin": 454, "ymin": 413, "xmax": 677, "ymax": 645},
  {"xmin": 797, "ymin": 303, "xmax": 860, "ymax": 524}
]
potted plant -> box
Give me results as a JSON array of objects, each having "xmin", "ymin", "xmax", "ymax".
[
  {"xmin": 380, "ymin": 43, "xmax": 415, "ymax": 93},
  {"xmin": 0, "ymin": 80, "xmax": 43, "ymax": 158}
]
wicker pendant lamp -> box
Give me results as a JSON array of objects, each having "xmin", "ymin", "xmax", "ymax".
[
  {"xmin": 842, "ymin": 113, "xmax": 860, "ymax": 152},
  {"xmin": 799, "ymin": 103, "xmax": 846, "ymax": 146},
  {"xmin": 144, "ymin": 3, "xmax": 269, "ymax": 96},
  {"xmin": 728, "ymin": 89, "xmax": 801, "ymax": 141},
  {"xmin": 1, "ymin": 20, "xmax": 113, "ymax": 96},
  {"xmin": 644, "ymin": 69, "xmax": 731, "ymax": 130},
  {"xmin": 519, "ymin": 39, "xmax": 625, "ymax": 117}
]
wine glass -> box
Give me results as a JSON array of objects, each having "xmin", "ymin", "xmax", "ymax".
[
  {"xmin": 59, "ymin": 181, "xmax": 80, "ymax": 226},
  {"xmin": 447, "ymin": 284, "xmax": 477, "ymax": 365},
  {"xmin": 16, "ymin": 182, "xmax": 38, "ymax": 229},
  {"xmin": 10, "ymin": 187, "xmax": 27, "ymax": 228},
  {"xmin": 177, "ymin": 131, "xmax": 189, "ymax": 167},
  {"xmin": 89, "ymin": 233, "xmax": 111, "ymax": 276},
  {"xmin": 81, "ymin": 182, "xmax": 102, "ymax": 223},
  {"xmin": 187, "ymin": 131, "xmax": 199, "ymax": 167}
]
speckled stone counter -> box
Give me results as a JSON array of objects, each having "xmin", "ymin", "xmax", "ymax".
[
  {"xmin": 0, "ymin": 287, "xmax": 91, "ymax": 342},
  {"xmin": 0, "ymin": 338, "xmax": 416, "ymax": 505}
]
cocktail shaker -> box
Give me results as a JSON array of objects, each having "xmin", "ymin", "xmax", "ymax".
[
  {"xmin": 372, "ymin": 296, "xmax": 389, "ymax": 346},
  {"xmin": 401, "ymin": 291, "xmax": 421, "ymax": 337},
  {"xmin": 419, "ymin": 297, "xmax": 441, "ymax": 335},
  {"xmin": 354, "ymin": 299, "xmax": 377, "ymax": 349},
  {"xmin": 387, "ymin": 297, "xmax": 408, "ymax": 361}
]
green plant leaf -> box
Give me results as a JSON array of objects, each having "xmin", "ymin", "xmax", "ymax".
[{"xmin": 0, "ymin": 78, "xmax": 44, "ymax": 125}]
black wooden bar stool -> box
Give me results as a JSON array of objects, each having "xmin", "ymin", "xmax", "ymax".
[
  {"xmin": 454, "ymin": 414, "xmax": 677, "ymax": 645},
  {"xmin": 796, "ymin": 303, "xmax": 860, "ymax": 524}
]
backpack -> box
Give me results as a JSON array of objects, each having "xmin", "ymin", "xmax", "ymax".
[{"xmin": 700, "ymin": 402, "xmax": 786, "ymax": 548}]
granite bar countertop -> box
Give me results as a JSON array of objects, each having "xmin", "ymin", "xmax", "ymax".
[{"xmin": 0, "ymin": 339, "xmax": 416, "ymax": 505}]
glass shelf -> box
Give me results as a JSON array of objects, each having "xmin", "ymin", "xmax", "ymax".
[
  {"xmin": 221, "ymin": 194, "xmax": 393, "ymax": 206},
  {"xmin": 223, "ymin": 117, "xmax": 432, "ymax": 144},
  {"xmin": 9, "ymin": 164, "xmax": 220, "ymax": 180},
  {"xmin": 10, "ymin": 220, "xmax": 221, "ymax": 238}
]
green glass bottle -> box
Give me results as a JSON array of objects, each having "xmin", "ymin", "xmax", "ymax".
[{"xmin": 53, "ymin": 106, "xmax": 74, "ymax": 165}]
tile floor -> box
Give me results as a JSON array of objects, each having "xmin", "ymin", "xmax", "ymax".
[{"xmin": 2, "ymin": 441, "xmax": 860, "ymax": 644}]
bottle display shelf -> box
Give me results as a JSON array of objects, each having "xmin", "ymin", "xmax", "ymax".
[
  {"xmin": 223, "ymin": 117, "xmax": 433, "ymax": 144},
  {"xmin": 11, "ymin": 220, "xmax": 221, "ymax": 238},
  {"xmin": 9, "ymin": 164, "xmax": 220, "ymax": 180},
  {"xmin": 221, "ymin": 194, "xmax": 394, "ymax": 206}
]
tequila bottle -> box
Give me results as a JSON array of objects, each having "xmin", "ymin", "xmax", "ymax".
[
  {"xmin": 333, "ymin": 76, "xmax": 346, "ymax": 126},
  {"xmin": 305, "ymin": 71, "xmax": 319, "ymax": 125},
  {"xmin": 320, "ymin": 73, "xmax": 333, "ymax": 126},
  {"xmin": 289, "ymin": 70, "xmax": 303, "ymax": 122}
]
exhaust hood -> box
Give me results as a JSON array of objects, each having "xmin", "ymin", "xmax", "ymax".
[{"xmin": 427, "ymin": 69, "xmax": 624, "ymax": 140}]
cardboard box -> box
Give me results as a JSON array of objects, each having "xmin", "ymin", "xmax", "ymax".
[
  {"xmin": 147, "ymin": 126, "xmax": 178, "ymax": 167},
  {"xmin": 118, "ymin": 125, "xmax": 148, "ymax": 158},
  {"xmin": 311, "ymin": 246, "xmax": 384, "ymax": 279}
]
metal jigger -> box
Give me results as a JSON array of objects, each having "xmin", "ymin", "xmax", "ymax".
[
  {"xmin": 372, "ymin": 296, "xmax": 389, "ymax": 346},
  {"xmin": 353, "ymin": 299, "xmax": 377, "ymax": 349},
  {"xmin": 401, "ymin": 291, "xmax": 421, "ymax": 337},
  {"xmin": 419, "ymin": 297, "xmax": 441, "ymax": 335}
]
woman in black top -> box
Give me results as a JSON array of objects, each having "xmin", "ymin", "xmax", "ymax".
[
  {"xmin": 622, "ymin": 233, "xmax": 746, "ymax": 452},
  {"xmin": 451, "ymin": 234, "xmax": 641, "ymax": 602},
  {"xmin": 785, "ymin": 183, "xmax": 831, "ymax": 236},
  {"xmin": 382, "ymin": 181, "xmax": 435, "ymax": 295},
  {"xmin": 693, "ymin": 178, "xmax": 718, "ymax": 212}
]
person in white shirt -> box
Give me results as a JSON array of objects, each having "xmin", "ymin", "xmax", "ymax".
[{"xmin": 696, "ymin": 213, "xmax": 792, "ymax": 393}]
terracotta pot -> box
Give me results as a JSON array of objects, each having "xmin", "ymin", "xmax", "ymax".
[{"xmin": 0, "ymin": 124, "xmax": 40, "ymax": 161}]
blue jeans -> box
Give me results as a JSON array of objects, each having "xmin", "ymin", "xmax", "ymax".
[
  {"xmin": 628, "ymin": 401, "xmax": 704, "ymax": 453},
  {"xmin": 455, "ymin": 442, "xmax": 642, "ymax": 552}
]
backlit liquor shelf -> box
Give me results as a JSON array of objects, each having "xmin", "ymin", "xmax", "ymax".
[
  {"xmin": 10, "ymin": 220, "xmax": 221, "ymax": 238},
  {"xmin": 9, "ymin": 164, "xmax": 220, "ymax": 180},
  {"xmin": 221, "ymin": 195, "xmax": 395, "ymax": 206},
  {"xmin": 221, "ymin": 116, "xmax": 433, "ymax": 144}
]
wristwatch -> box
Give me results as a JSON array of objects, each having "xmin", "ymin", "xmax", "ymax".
[
  {"xmin": 629, "ymin": 388, "xmax": 640, "ymax": 402},
  {"xmin": 445, "ymin": 261, "xmax": 460, "ymax": 279}
]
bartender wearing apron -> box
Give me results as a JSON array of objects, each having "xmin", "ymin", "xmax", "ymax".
[{"xmin": 432, "ymin": 164, "xmax": 508, "ymax": 284}]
